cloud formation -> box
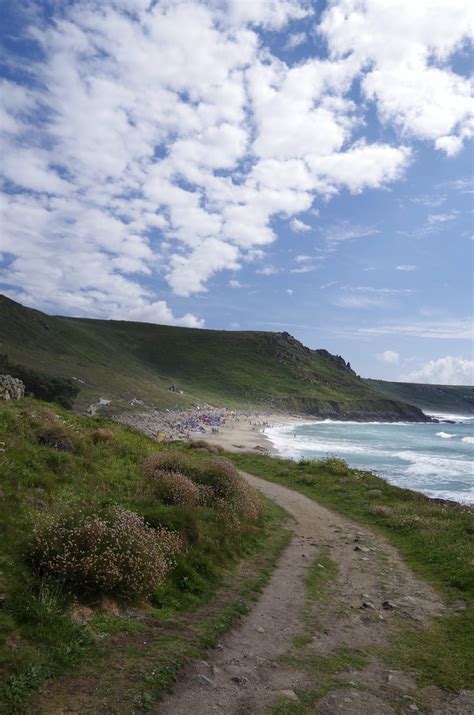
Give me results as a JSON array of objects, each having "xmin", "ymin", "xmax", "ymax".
[
  {"xmin": 401, "ymin": 356, "xmax": 474, "ymax": 385},
  {"xmin": 377, "ymin": 350, "xmax": 400, "ymax": 364},
  {"xmin": 0, "ymin": 0, "xmax": 472, "ymax": 323}
]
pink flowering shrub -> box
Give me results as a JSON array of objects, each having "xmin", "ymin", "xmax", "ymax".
[
  {"xmin": 143, "ymin": 451, "xmax": 264, "ymax": 527},
  {"xmin": 30, "ymin": 506, "xmax": 182, "ymax": 599},
  {"xmin": 143, "ymin": 450, "xmax": 196, "ymax": 478},
  {"xmin": 195, "ymin": 458, "xmax": 264, "ymax": 525},
  {"xmin": 147, "ymin": 469, "xmax": 200, "ymax": 507}
]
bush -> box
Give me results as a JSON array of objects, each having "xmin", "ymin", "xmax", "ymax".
[
  {"xmin": 0, "ymin": 355, "xmax": 79, "ymax": 408},
  {"xmin": 317, "ymin": 456, "xmax": 349, "ymax": 475},
  {"xmin": 29, "ymin": 507, "xmax": 182, "ymax": 600},
  {"xmin": 147, "ymin": 470, "xmax": 200, "ymax": 507},
  {"xmin": 92, "ymin": 428, "xmax": 114, "ymax": 443},
  {"xmin": 193, "ymin": 457, "xmax": 241, "ymax": 500},
  {"xmin": 195, "ymin": 458, "xmax": 264, "ymax": 526},
  {"xmin": 143, "ymin": 450, "xmax": 196, "ymax": 479},
  {"xmin": 186, "ymin": 440, "xmax": 223, "ymax": 454},
  {"xmin": 37, "ymin": 430, "xmax": 75, "ymax": 453}
]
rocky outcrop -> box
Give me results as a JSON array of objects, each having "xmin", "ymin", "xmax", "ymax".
[
  {"xmin": 276, "ymin": 396, "xmax": 434, "ymax": 423},
  {"xmin": 0, "ymin": 374, "xmax": 25, "ymax": 401}
]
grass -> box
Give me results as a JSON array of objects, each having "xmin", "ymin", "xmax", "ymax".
[
  {"xmin": 0, "ymin": 399, "xmax": 289, "ymax": 712},
  {"xmin": 0, "ymin": 294, "xmax": 427, "ymax": 417},
  {"xmin": 228, "ymin": 452, "xmax": 474, "ymax": 691}
]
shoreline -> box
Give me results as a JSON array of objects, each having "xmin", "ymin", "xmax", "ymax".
[{"xmin": 188, "ymin": 413, "xmax": 310, "ymax": 455}]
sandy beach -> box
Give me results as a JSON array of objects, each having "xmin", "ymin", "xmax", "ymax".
[
  {"xmin": 190, "ymin": 413, "xmax": 305, "ymax": 455},
  {"xmin": 117, "ymin": 408, "xmax": 310, "ymax": 456}
]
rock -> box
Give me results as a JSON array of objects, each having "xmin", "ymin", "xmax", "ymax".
[
  {"xmin": 361, "ymin": 601, "xmax": 375, "ymax": 610},
  {"xmin": 197, "ymin": 674, "xmax": 215, "ymax": 688},
  {"xmin": 230, "ymin": 675, "xmax": 250, "ymax": 687},
  {"xmin": 0, "ymin": 375, "xmax": 25, "ymax": 401},
  {"xmin": 382, "ymin": 600, "xmax": 397, "ymax": 610},
  {"xmin": 354, "ymin": 546, "xmax": 370, "ymax": 552},
  {"xmin": 256, "ymin": 626, "xmax": 265, "ymax": 633},
  {"xmin": 407, "ymin": 704, "xmax": 419, "ymax": 712},
  {"xmin": 275, "ymin": 690, "xmax": 300, "ymax": 703},
  {"xmin": 368, "ymin": 489, "xmax": 383, "ymax": 496}
]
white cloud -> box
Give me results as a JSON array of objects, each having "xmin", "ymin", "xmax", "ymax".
[
  {"xmin": 400, "ymin": 356, "xmax": 474, "ymax": 385},
  {"xmin": 321, "ymin": 0, "xmax": 474, "ymax": 154},
  {"xmin": 229, "ymin": 279, "xmax": 243, "ymax": 288},
  {"xmin": 396, "ymin": 264, "xmax": 417, "ymax": 272},
  {"xmin": 290, "ymin": 218, "xmax": 311, "ymax": 232},
  {"xmin": 290, "ymin": 264, "xmax": 318, "ymax": 274},
  {"xmin": 377, "ymin": 350, "xmax": 400, "ymax": 364},
  {"xmin": 358, "ymin": 319, "xmax": 473, "ymax": 340},
  {"xmin": 286, "ymin": 288, "xmax": 294, "ymax": 295},
  {"xmin": 256, "ymin": 265, "xmax": 279, "ymax": 275},
  {"xmin": 0, "ymin": 0, "xmax": 471, "ymax": 322},
  {"xmin": 322, "ymin": 222, "xmax": 379, "ymax": 245},
  {"xmin": 427, "ymin": 211, "xmax": 459, "ymax": 224},
  {"xmin": 333, "ymin": 286, "xmax": 413, "ymax": 309},
  {"xmin": 285, "ymin": 32, "xmax": 307, "ymax": 50}
]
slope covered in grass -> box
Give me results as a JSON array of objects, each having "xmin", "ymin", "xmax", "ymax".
[
  {"xmin": 0, "ymin": 399, "xmax": 283, "ymax": 711},
  {"xmin": 0, "ymin": 295, "xmax": 428, "ymax": 420},
  {"xmin": 365, "ymin": 378, "xmax": 474, "ymax": 414}
]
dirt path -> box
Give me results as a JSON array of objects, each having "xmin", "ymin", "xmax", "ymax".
[{"xmin": 157, "ymin": 472, "xmax": 472, "ymax": 715}]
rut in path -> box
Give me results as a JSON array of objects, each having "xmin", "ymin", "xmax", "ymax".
[{"xmin": 157, "ymin": 472, "xmax": 473, "ymax": 715}]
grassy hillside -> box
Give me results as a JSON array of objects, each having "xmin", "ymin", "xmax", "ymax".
[
  {"xmin": 366, "ymin": 379, "xmax": 474, "ymax": 415},
  {"xmin": 0, "ymin": 399, "xmax": 287, "ymax": 711},
  {"xmin": 0, "ymin": 295, "xmax": 427, "ymax": 420}
]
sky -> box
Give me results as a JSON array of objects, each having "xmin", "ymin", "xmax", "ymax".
[{"xmin": 0, "ymin": 0, "xmax": 473, "ymax": 385}]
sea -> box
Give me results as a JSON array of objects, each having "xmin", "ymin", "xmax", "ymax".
[{"xmin": 265, "ymin": 414, "xmax": 474, "ymax": 505}]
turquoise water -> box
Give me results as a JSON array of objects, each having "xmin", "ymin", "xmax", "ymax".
[{"xmin": 266, "ymin": 414, "xmax": 474, "ymax": 504}]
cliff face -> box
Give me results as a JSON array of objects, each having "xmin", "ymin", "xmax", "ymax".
[{"xmin": 274, "ymin": 396, "xmax": 431, "ymax": 422}]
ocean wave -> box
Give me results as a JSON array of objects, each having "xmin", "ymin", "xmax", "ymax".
[
  {"xmin": 462, "ymin": 436, "xmax": 474, "ymax": 444},
  {"xmin": 436, "ymin": 431, "xmax": 457, "ymax": 439},
  {"xmin": 265, "ymin": 425, "xmax": 390, "ymax": 459},
  {"xmin": 428, "ymin": 412, "xmax": 474, "ymax": 423},
  {"xmin": 394, "ymin": 451, "xmax": 474, "ymax": 477}
]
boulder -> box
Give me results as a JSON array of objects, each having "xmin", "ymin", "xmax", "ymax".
[{"xmin": 0, "ymin": 374, "xmax": 25, "ymax": 401}]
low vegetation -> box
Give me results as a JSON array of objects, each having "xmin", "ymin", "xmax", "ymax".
[
  {"xmin": 0, "ymin": 354, "xmax": 79, "ymax": 408},
  {"xmin": 1, "ymin": 294, "xmax": 425, "ymax": 417},
  {"xmin": 228, "ymin": 451, "xmax": 474, "ymax": 690},
  {"xmin": 0, "ymin": 399, "xmax": 284, "ymax": 711}
]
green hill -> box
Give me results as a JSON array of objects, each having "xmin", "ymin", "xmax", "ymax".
[
  {"xmin": 0, "ymin": 294, "xmax": 428, "ymax": 421},
  {"xmin": 365, "ymin": 379, "xmax": 474, "ymax": 415}
]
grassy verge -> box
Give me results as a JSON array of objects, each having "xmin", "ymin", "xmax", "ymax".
[
  {"xmin": 34, "ymin": 500, "xmax": 289, "ymax": 714},
  {"xmin": 227, "ymin": 452, "xmax": 474, "ymax": 691},
  {"xmin": 0, "ymin": 400, "xmax": 290, "ymax": 712}
]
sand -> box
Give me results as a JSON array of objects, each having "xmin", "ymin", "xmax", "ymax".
[{"xmin": 188, "ymin": 413, "xmax": 308, "ymax": 455}]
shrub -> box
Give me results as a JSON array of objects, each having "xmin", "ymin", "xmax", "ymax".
[
  {"xmin": 92, "ymin": 428, "xmax": 114, "ymax": 443},
  {"xmin": 0, "ymin": 354, "xmax": 79, "ymax": 408},
  {"xmin": 147, "ymin": 470, "xmax": 200, "ymax": 507},
  {"xmin": 29, "ymin": 506, "xmax": 182, "ymax": 600},
  {"xmin": 317, "ymin": 456, "xmax": 349, "ymax": 475},
  {"xmin": 143, "ymin": 450, "xmax": 196, "ymax": 479},
  {"xmin": 186, "ymin": 440, "xmax": 223, "ymax": 454},
  {"xmin": 37, "ymin": 430, "xmax": 75, "ymax": 453},
  {"xmin": 195, "ymin": 458, "xmax": 264, "ymax": 525}
]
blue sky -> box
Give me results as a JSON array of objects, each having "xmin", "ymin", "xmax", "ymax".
[{"xmin": 0, "ymin": 0, "xmax": 473, "ymax": 384}]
